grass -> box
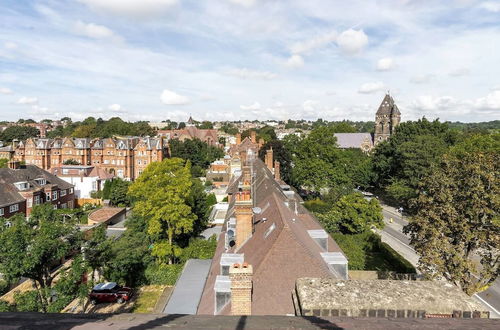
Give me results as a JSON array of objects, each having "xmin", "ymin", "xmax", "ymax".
[{"xmin": 131, "ymin": 285, "xmax": 166, "ymax": 314}]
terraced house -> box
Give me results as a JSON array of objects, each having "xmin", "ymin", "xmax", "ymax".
[
  {"xmin": 0, "ymin": 137, "xmax": 168, "ymax": 181},
  {"xmin": 0, "ymin": 161, "xmax": 75, "ymax": 218}
]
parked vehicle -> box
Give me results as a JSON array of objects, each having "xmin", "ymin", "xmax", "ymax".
[{"xmin": 89, "ymin": 282, "xmax": 132, "ymax": 305}]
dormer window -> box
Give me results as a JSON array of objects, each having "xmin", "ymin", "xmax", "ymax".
[
  {"xmin": 308, "ymin": 230, "xmax": 328, "ymax": 250},
  {"xmin": 34, "ymin": 178, "xmax": 46, "ymax": 186},
  {"xmin": 14, "ymin": 181, "xmax": 29, "ymax": 191},
  {"xmin": 220, "ymin": 253, "xmax": 244, "ymax": 276},
  {"xmin": 321, "ymin": 252, "xmax": 348, "ymax": 279}
]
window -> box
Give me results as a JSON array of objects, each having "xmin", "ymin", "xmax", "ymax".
[
  {"xmin": 60, "ymin": 189, "xmax": 66, "ymax": 197},
  {"xmin": 27, "ymin": 198, "xmax": 33, "ymax": 208},
  {"xmin": 0, "ymin": 208, "xmax": 3, "ymax": 217},
  {"xmin": 9, "ymin": 204, "xmax": 19, "ymax": 213},
  {"xmin": 34, "ymin": 195, "xmax": 40, "ymax": 205},
  {"xmin": 53, "ymin": 204, "xmax": 58, "ymax": 210},
  {"xmin": 69, "ymin": 188, "xmax": 73, "ymax": 194},
  {"xmin": 34, "ymin": 178, "xmax": 46, "ymax": 185},
  {"xmin": 214, "ymin": 275, "xmax": 231, "ymax": 314},
  {"xmin": 321, "ymin": 252, "xmax": 348, "ymax": 280},
  {"xmin": 308, "ymin": 230, "xmax": 328, "ymax": 250},
  {"xmin": 53, "ymin": 191, "xmax": 58, "ymax": 200},
  {"xmin": 264, "ymin": 223, "xmax": 276, "ymax": 238},
  {"xmin": 61, "ymin": 203, "xmax": 67, "ymax": 209},
  {"xmin": 46, "ymin": 192, "xmax": 51, "ymax": 200},
  {"xmin": 14, "ymin": 182, "xmax": 29, "ymax": 191}
]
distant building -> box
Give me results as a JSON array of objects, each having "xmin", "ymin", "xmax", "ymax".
[
  {"xmin": 0, "ymin": 161, "xmax": 75, "ymax": 218},
  {"xmin": 1, "ymin": 136, "xmax": 168, "ymax": 181},
  {"xmin": 157, "ymin": 116, "xmax": 219, "ymax": 146},
  {"xmin": 334, "ymin": 94, "xmax": 401, "ymax": 152},
  {"xmin": 51, "ymin": 165, "xmax": 114, "ymax": 199}
]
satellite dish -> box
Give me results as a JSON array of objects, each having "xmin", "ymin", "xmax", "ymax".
[{"xmin": 252, "ymin": 207, "xmax": 262, "ymax": 214}]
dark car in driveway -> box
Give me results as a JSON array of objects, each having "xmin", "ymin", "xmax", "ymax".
[{"xmin": 89, "ymin": 282, "xmax": 132, "ymax": 305}]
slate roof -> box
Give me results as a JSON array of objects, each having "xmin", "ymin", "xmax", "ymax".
[
  {"xmin": 0, "ymin": 165, "xmax": 74, "ymax": 207},
  {"xmin": 376, "ymin": 94, "xmax": 400, "ymax": 116},
  {"xmin": 197, "ymin": 158, "xmax": 345, "ymax": 316},
  {"xmin": 334, "ymin": 133, "xmax": 373, "ymax": 149}
]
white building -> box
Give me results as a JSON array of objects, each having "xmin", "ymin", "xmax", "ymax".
[{"xmin": 51, "ymin": 165, "xmax": 114, "ymax": 199}]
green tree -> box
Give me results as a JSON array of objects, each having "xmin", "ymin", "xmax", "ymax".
[
  {"xmin": 83, "ymin": 225, "xmax": 111, "ymax": 282},
  {"xmin": 0, "ymin": 126, "xmax": 39, "ymax": 142},
  {"xmin": 330, "ymin": 121, "xmax": 357, "ymax": 133},
  {"xmin": 0, "ymin": 204, "xmax": 81, "ymax": 312},
  {"xmin": 128, "ymin": 158, "xmax": 196, "ymax": 264},
  {"xmin": 63, "ymin": 159, "xmax": 80, "ymax": 165},
  {"xmin": 109, "ymin": 179, "xmax": 131, "ymax": 206},
  {"xmin": 404, "ymin": 144, "xmax": 499, "ymax": 294},
  {"xmin": 316, "ymin": 193, "xmax": 383, "ymax": 234},
  {"xmin": 0, "ymin": 158, "xmax": 8, "ymax": 168}
]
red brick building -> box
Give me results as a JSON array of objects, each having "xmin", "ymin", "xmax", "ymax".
[{"xmin": 0, "ymin": 161, "xmax": 75, "ymax": 218}]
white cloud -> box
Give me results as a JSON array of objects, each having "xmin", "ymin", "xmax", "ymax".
[
  {"xmin": 358, "ymin": 82, "xmax": 386, "ymax": 94},
  {"xmin": 410, "ymin": 95, "xmax": 459, "ymax": 111},
  {"xmin": 227, "ymin": 68, "xmax": 277, "ymax": 80},
  {"xmin": 108, "ymin": 104, "xmax": 125, "ymax": 112},
  {"xmin": 480, "ymin": 1, "xmax": 500, "ymax": 12},
  {"xmin": 449, "ymin": 68, "xmax": 470, "ymax": 77},
  {"xmin": 78, "ymin": 0, "xmax": 178, "ymax": 18},
  {"xmin": 336, "ymin": 29, "xmax": 368, "ymax": 55},
  {"xmin": 228, "ymin": 0, "xmax": 257, "ymax": 7},
  {"xmin": 74, "ymin": 21, "xmax": 120, "ymax": 41},
  {"xmin": 4, "ymin": 42, "xmax": 18, "ymax": 50},
  {"xmin": 285, "ymin": 54, "xmax": 304, "ymax": 68},
  {"xmin": 291, "ymin": 31, "xmax": 337, "ymax": 54},
  {"xmin": 240, "ymin": 102, "xmax": 261, "ymax": 110},
  {"xmin": 410, "ymin": 74, "xmax": 435, "ymax": 84},
  {"xmin": 475, "ymin": 90, "xmax": 500, "ymax": 110},
  {"xmin": 160, "ymin": 89, "xmax": 190, "ymax": 105},
  {"xmin": 17, "ymin": 96, "xmax": 38, "ymax": 105},
  {"xmin": 0, "ymin": 87, "xmax": 13, "ymax": 95},
  {"xmin": 376, "ymin": 57, "xmax": 394, "ymax": 71},
  {"xmin": 302, "ymin": 100, "xmax": 320, "ymax": 112}
]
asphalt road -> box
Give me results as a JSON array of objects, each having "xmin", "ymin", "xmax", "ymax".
[{"xmin": 378, "ymin": 203, "xmax": 500, "ymax": 318}]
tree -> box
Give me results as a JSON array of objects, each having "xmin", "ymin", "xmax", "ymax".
[
  {"xmin": 0, "ymin": 158, "xmax": 8, "ymax": 168},
  {"xmin": 372, "ymin": 118, "xmax": 459, "ymax": 208},
  {"xmin": 330, "ymin": 121, "xmax": 357, "ymax": 133},
  {"xmin": 109, "ymin": 179, "xmax": 130, "ymax": 206},
  {"xmin": 404, "ymin": 147, "xmax": 499, "ymax": 294},
  {"xmin": 128, "ymin": 158, "xmax": 196, "ymax": 264},
  {"xmin": 169, "ymin": 138, "xmax": 224, "ymax": 170},
  {"xmin": 83, "ymin": 225, "xmax": 111, "ymax": 282},
  {"xmin": 0, "ymin": 204, "xmax": 81, "ymax": 312},
  {"xmin": 0, "ymin": 126, "xmax": 39, "ymax": 142},
  {"xmin": 316, "ymin": 193, "xmax": 383, "ymax": 234},
  {"xmin": 63, "ymin": 159, "xmax": 80, "ymax": 165}
]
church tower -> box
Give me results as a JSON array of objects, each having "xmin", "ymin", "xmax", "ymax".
[{"xmin": 374, "ymin": 93, "xmax": 400, "ymax": 145}]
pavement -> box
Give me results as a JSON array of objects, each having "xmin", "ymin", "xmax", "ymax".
[{"xmin": 377, "ymin": 202, "xmax": 500, "ymax": 318}]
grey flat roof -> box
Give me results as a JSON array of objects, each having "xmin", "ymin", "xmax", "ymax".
[
  {"xmin": 201, "ymin": 226, "xmax": 222, "ymax": 240},
  {"xmin": 164, "ymin": 259, "xmax": 212, "ymax": 315}
]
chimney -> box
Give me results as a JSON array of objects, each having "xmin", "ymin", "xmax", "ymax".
[
  {"xmin": 236, "ymin": 133, "xmax": 242, "ymax": 145},
  {"xmin": 8, "ymin": 160, "xmax": 20, "ymax": 170},
  {"xmin": 12, "ymin": 139, "xmax": 19, "ymax": 149},
  {"xmin": 250, "ymin": 131, "xmax": 257, "ymax": 144},
  {"xmin": 258, "ymin": 138, "xmax": 264, "ymax": 148},
  {"xmin": 234, "ymin": 191, "xmax": 253, "ymax": 249},
  {"xmin": 241, "ymin": 165, "xmax": 251, "ymax": 186},
  {"xmin": 229, "ymin": 262, "xmax": 253, "ymax": 315},
  {"xmin": 274, "ymin": 160, "xmax": 280, "ymax": 181},
  {"xmin": 265, "ymin": 147, "xmax": 273, "ymax": 171},
  {"xmin": 240, "ymin": 151, "xmax": 247, "ymax": 165}
]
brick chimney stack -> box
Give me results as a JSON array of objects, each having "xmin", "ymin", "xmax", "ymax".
[
  {"xmin": 274, "ymin": 160, "xmax": 280, "ymax": 181},
  {"xmin": 258, "ymin": 138, "xmax": 264, "ymax": 148},
  {"xmin": 229, "ymin": 263, "xmax": 253, "ymax": 315},
  {"xmin": 265, "ymin": 147, "xmax": 273, "ymax": 171},
  {"xmin": 234, "ymin": 191, "xmax": 253, "ymax": 249},
  {"xmin": 236, "ymin": 133, "xmax": 242, "ymax": 145},
  {"xmin": 250, "ymin": 131, "xmax": 257, "ymax": 144}
]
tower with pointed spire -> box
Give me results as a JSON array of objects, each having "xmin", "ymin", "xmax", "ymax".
[
  {"xmin": 186, "ymin": 115, "xmax": 195, "ymax": 127},
  {"xmin": 374, "ymin": 93, "xmax": 400, "ymax": 145}
]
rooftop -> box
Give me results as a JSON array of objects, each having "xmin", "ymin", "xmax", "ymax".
[
  {"xmin": 88, "ymin": 207, "xmax": 125, "ymax": 223},
  {"xmin": 295, "ymin": 278, "xmax": 485, "ymax": 315}
]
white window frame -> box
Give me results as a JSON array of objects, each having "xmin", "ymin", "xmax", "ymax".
[
  {"xmin": 9, "ymin": 204, "xmax": 19, "ymax": 213},
  {"xmin": 52, "ymin": 191, "xmax": 58, "ymax": 200},
  {"xmin": 0, "ymin": 208, "xmax": 4, "ymax": 217},
  {"xmin": 60, "ymin": 189, "xmax": 66, "ymax": 197}
]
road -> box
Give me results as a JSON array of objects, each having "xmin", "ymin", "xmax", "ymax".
[{"xmin": 377, "ymin": 203, "xmax": 500, "ymax": 318}]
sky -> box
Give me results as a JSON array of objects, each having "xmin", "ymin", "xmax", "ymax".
[{"xmin": 1, "ymin": 0, "xmax": 500, "ymax": 123}]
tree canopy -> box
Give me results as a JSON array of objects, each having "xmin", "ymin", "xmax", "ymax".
[
  {"xmin": 404, "ymin": 139, "xmax": 499, "ymax": 294},
  {"xmin": 0, "ymin": 125, "xmax": 39, "ymax": 142}
]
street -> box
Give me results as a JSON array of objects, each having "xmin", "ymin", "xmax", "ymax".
[{"xmin": 377, "ymin": 203, "xmax": 500, "ymax": 318}]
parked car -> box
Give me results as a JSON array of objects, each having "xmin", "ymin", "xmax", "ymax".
[{"xmin": 89, "ymin": 282, "xmax": 132, "ymax": 305}]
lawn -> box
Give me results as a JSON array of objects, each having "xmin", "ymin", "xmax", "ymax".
[{"xmin": 132, "ymin": 285, "xmax": 167, "ymax": 314}]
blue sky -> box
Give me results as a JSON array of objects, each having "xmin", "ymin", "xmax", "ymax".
[{"xmin": 1, "ymin": 0, "xmax": 500, "ymax": 122}]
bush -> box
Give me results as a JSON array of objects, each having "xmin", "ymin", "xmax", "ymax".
[
  {"xmin": 206, "ymin": 194, "xmax": 217, "ymax": 207},
  {"xmin": 179, "ymin": 237, "xmax": 217, "ymax": 263},
  {"xmin": 0, "ymin": 279, "xmax": 9, "ymax": 296},
  {"xmin": 13, "ymin": 290, "xmax": 43, "ymax": 312},
  {"xmin": 145, "ymin": 264, "xmax": 183, "ymax": 285},
  {"xmin": 304, "ymin": 198, "xmax": 330, "ymax": 213},
  {"xmin": 0, "ymin": 300, "xmax": 13, "ymax": 312}
]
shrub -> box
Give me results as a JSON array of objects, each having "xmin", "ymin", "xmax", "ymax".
[
  {"xmin": 179, "ymin": 237, "xmax": 217, "ymax": 263},
  {"xmin": 13, "ymin": 290, "xmax": 43, "ymax": 312},
  {"xmin": 0, "ymin": 300, "xmax": 13, "ymax": 312},
  {"xmin": 145, "ymin": 264, "xmax": 183, "ymax": 285},
  {"xmin": 304, "ymin": 199, "xmax": 330, "ymax": 213}
]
